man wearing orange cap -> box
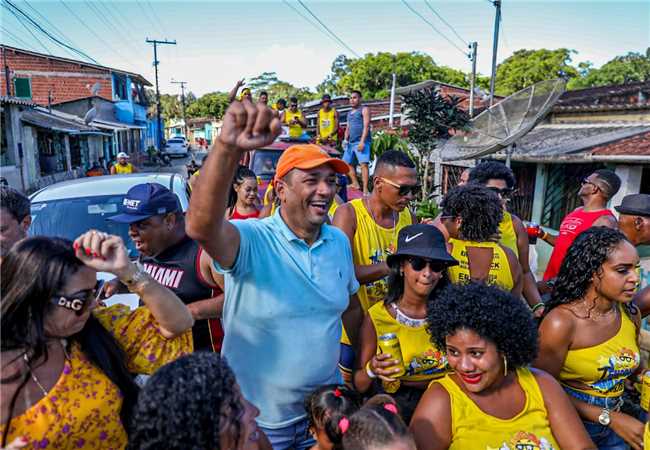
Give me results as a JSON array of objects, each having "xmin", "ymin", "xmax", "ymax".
[{"xmin": 187, "ymin": 100, "xmax": 362, "ymax": 449}]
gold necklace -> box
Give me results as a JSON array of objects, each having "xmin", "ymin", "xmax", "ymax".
[
  {"xmin": 23, "ymin": 339, "xmax": 70, "ymax": 396},
  {"xmin": 365, "ymin": 197, "xmax": 398, "ymax": 246}
]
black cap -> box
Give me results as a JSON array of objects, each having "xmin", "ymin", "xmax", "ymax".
[
  {"xmin": 322, "ymin": 94, "xmax": 332, "ymax": 101},
  {"xmin": 386, "ymin": 224, "xmax": 458, "ymax": 267},
  {"xmin": 108, "ymin": 183, "xmax": 180, "ymax": 223},
  {"xmin": 615, "ymin": 194, "xmax": 650, "ymax": 217}
]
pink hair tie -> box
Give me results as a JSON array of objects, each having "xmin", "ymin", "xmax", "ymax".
[
  {"xmin": 384, "ymin": 403, "xmax": 398, "ymax": 414},
  {"xmin": 333, "ymin": 388, "xmax": 342, "ymax": 398},
  {"xmin": 338, "ymin": 417, "xmax": 350, "ymax": 434}
]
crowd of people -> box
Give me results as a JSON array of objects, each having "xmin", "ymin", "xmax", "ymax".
[{"xmin": 1, "ymin": 94, "xmax": 650, "ymax": 450}]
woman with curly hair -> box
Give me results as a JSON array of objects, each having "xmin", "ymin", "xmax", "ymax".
[
  {"xmin": 438, "ymin": 184, "xmax": 522, "ymax": 296},
  {"xmin": 0, "ymin": 231, "xmax": 194, "ymax": 448},
  {"xmin": 535, "ymin": 227, "xmax": 642, "ymax": 449},
  {"xmin": 354, "ymin": 224, "xmax": 457, "ymax": 424},
  {"xmin": 411, "ymin": 283, "xmax": 594, "ymax": 450},
  {"xmin": 128, "ymin": 352, "xmax": 270, "ymax": 450}
]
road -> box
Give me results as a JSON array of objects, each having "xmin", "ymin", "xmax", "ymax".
[{"xmin": 149, "ymin": 149, "xmax": 208, "ymax": 178}]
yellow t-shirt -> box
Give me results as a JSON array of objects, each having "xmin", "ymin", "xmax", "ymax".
[
  {"xmin": 283, "ymin": 109, "xmax": 305, "ymax": 138},
  {"xmin": 433, "ymin": 367, "xmax": 560, "ymax": 450},
  {"xmin": 448, "ymin": 238, "xmax": 514, "ymax": 292},
  {"xmin": 350, "ymin": 198, "xmax": 413, "ymax": 312},
  {"xmin": 499, "ymin": 211, "xmax": 519, "ymax": 258},
  {"xmin": 369, "ymin": 302, "xmax": 447, "ymax": 382},
  {"xmin": 0, "ymin": 304, "xmax": 192, "ymax": 448},
  {"xmin": 113, "ymin": 162, "xmax": 134, "ymax": 174},
  {"xmin": 559, "ymin": 304, "xmax": 640, "ymax": 398},
  {"xmin": 318, "ymin": 108, "xmax": 337, "ymax": 140},
  {"xmin": 645, "ymin": 421, "xmax": 650, "ymax": 450}
]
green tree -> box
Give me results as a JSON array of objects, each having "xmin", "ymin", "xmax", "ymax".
[
  {"xmin": 159, "ymin": 93, "xmax": 181, "ymax": 120},
  {"xmin": 248, "ymin": 72, "xmax": 281, "ymax": 93},
  {"xmin": 185, "ymin": 92, "xmax": 230, "ymax": 119},
  {"xmin": 494, "ymin": 48, "xmax": 580, "ymax": 95},
  {"xmin": 401, "ymin": 88, "xmax": 470, "ymax": 199},
  {"xmin": 319, "ymin": 52, "xmax": 475, "ymax": 100},
  {"xmin": 567, "ymin": 48, "xmax": 650, "ymax": 89}
]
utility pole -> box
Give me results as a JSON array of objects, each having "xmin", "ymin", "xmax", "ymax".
[
  {"xmin": 146, "ymin": 38, "xmax": 176, "ymax": 150},
  {"xmin": 488, "ymin": 0, "xmax": 501, "ymax": 107},
  {"xmin": 2, "ymin": 46, "xmax": 11, "ymax": 96},
  {"xmin": 171, "ymin": 79, "xmax": 188, "ymax": 138},
  {"xmin": 468, "ymin": 42, "xmax": 478, "ymax": 117},
  {"xmin": 388, "ymin": 73, "xmax": 396, "ymax": 128}
]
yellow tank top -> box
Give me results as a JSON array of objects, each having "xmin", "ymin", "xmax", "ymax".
[
  {"xmin": 559, "ymin": 304, "xmax": 640, "ymax": 398},
  {"xmin": 498, "ymin": 211, "xmax": 519, "ymax": 258},
  {"xmin": 114, "ymin": 162, "xmax": 134, "ymax": 174},
  {"xmin": 350, "ymin": 198, "xmax": 413, "ymax": 311},
  {"xmin": 645, "ymin": 422, "xmax": 650, "ymax": 450},
  {"xmin": 369, "ymin": 302, "xmax": 447, "ymax": 382},
  {"xmin": 434, "ymin": 368, "xmax": 560, "ymax": 450},
  {"xmin": 448, "ymin": 239, "xmax": 514, "ymax": 291},
  {"xmin": 328, "ymin": 201, "xmax": 339, "ymax": 221},
  {"xmin": 283, "ymin": 110, "xmax": 304, "ymax": 138},
  {"xmin": 318, "ymin": 108, "xmax": 336, "ymax": 139}
]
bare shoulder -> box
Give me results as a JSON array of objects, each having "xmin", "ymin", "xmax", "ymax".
[
  {"xmin": 332, "ymin": 202, "xmax": 357, "ymax": 226},
  {"xmin": 511, "ymin": 214, "xmax": 526, "ymax": 232},
  {"xmin": 529, "ymin": 366, "xmax": 563, "ymax": 391},
  {"xmin": 540, "ymin": 306, "xmax": 577, "ymax": 338}
]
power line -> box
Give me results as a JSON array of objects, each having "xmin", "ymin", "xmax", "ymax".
[
  {"xmin": 83, "ymin": 0, "xmax": 142, "ymax": 58},
  {"xmin": 135, "ymin": 0, "xmax": 164, "ymax": 36},
  {"xmin": 296, "ymin": 0, "xmax": 361, "ymax": 58},
  {"xmin": 2, "ymin": 3, "xmax": 52, "ymax": 54},
  {"xmin": 22, "ymin": 0, "xmax": 80, "ymax": 49},
  {"xmin": 282, "ymin": 0, "xmax": 340, "ymax": 46},
  {"xmin": 58, "ymin": 0, "xmax": 135, "ymax": 67},
  {"xmin": 144, "ymin": 0, "xmax": 166, "ymax": 35},
  {"xmin": 423, "ymin": 0, "xmax": 469, "ymax": 46},
  {"xmin": 1, "ymin": 25, "xmax": 35, "ymax": 50},
  {"xmin": 3, "ymin": 0, "xmax": 98, "ymax": 63},
  {"xmin": 401, "ymin": 0, "xmax": 470, "ymax": 58}
]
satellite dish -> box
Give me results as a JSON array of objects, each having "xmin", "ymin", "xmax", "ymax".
[
  {"xmin": 441, "ymin": 79, "xmax": 566, "ymax": 166},
  {"xmin": 84, "ymin": 107, "xmax": 97, "ymax": 125}
]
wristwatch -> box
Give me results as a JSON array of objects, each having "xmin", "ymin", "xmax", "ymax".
[
  {"xmin": 597, "ymin": 408, "xmax": 611, "ymax": 426},
  {"xmin": 120, "ymin": 261, "xmax": 148, "ymax": 288}
]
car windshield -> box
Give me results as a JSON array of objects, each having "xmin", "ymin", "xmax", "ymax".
[
  {"xmin": 252, "ymin": 150, "xmax": 282, "ymax": 179},
  {"xmin": 30, "ymin": 195, "xmax": 138, "ymax": 257},
  {"xmin": 168, "ymin": 139, "xmax": 184, "ymax": 144}
]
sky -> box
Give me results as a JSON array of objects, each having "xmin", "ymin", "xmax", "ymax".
[{"xmin": 1, "ymin": 0, "xmax": 649, "ymax": 97}]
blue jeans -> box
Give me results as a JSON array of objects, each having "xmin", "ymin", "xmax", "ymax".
[
  {"xmin": 582, "ymin": 421, "xmax": 629, "ymax": 450},
  {"xmin": 261, "ymin": 417, "xmax": 316, "ymax": 450}
]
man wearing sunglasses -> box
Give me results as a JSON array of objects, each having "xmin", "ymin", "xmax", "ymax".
[
  {"xmin": 108, "ymin": 183, "xmax": 225, "ymax": 352},
  {"xmin": 467, "ymin": 161, "xmax": 544, "ymax": 316},
  {"xmin": 333, "ymin": 150, "xmax": 417, "ymax": 381},
  {"xmin": 540, "ymin": 169, "xmax": 620, "ymax": 284}
]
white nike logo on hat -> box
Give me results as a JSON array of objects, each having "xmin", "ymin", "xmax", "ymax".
[{"xmin": 404, "ymin": 232, "xmax": 423, "ymax": 243}]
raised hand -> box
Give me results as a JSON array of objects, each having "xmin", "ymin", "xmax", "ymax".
[
  {"xmin": 73, "ymin": 231, "xmax": 131, "ymax": 279},
  {"xmin": 217, "ymin": 100, "xmax": 282, "ymax": 154}
]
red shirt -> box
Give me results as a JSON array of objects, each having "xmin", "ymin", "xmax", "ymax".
[
  {"xmin": 543, "ymin": 207, "xmax": 614, "ymax": 280},
  {"xmin": 230, "ymin": 208, "xmax": 260, "ymax": 220}
]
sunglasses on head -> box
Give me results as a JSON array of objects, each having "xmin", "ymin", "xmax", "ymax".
[
  {"xmin": 379, "ymin": 177, "xmax": 421, "ymax": 196},
  {"xmin": 487, "ymin": 186, "xmax": 515, "ymax": 198},
  {"xmin": 407, "ymin": 256, "xmax": 447, "ymax": 273},
  {"xmin": 52, "ymin": 280, "xmax": 104, "ymax": 316}
]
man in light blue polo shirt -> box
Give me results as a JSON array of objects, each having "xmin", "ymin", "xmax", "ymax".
[{"xmin": 187, "ymin": 99, "xmax": 362, "ymax": 450}]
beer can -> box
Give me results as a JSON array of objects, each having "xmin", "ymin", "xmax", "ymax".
[
  {"xmin": 641, "ymin": 370, "xmax": 650, "ymax": 411},
  {"xmin": 377, "ymin": 333, "xmax": 405, "ymax": 378}
]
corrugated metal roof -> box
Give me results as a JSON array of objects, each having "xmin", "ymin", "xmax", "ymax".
[
  {"xmin": 0, "ymin": 96, "xmax": 37, "ymax": 107},
  {"xmin": 20, "ymin": 109, "xmax": 103, "ymax": 134}
]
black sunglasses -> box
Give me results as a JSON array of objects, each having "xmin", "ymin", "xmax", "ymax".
[
  {"xmin": 407, "ymin": 256, "xmax": 447, "ymax": 273},
  {"xmin": 52, "ymin": 280, "xmax": 104, "ymax": 316},
  {"xmin": 487, "ymin": 186, "xmax": 515, "ymax": 198},
  {"xmin": 379, "ymin": 177, "xmax": 421, "ymax": 196}
]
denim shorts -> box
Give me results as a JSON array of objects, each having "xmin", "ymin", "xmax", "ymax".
[
  {"xmin": 343, "ymin": 140, "xmax": 371, "ymax": 165},
  {"xmin": 260, "ymin": 417, "xmax": 316, "ymax": 450}
]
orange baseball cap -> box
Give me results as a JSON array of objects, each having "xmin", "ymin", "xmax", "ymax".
[{"xmin": 275, "ymin": 144, "xmax": 349, "ymax": 181}]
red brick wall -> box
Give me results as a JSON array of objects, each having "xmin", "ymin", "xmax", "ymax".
[{"xmin": 0, "ymin": 48, "xmax": 113, "ymax": 106}]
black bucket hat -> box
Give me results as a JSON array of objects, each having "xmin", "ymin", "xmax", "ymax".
[{"xmin": 386, "ymin": 224, "xmax": 458, "ymax": 268}]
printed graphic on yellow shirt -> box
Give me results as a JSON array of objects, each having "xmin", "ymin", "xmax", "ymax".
[
  {"xmin": 593, "ymin": 347, "xmax": 641, "ymax": 395},
  {"xmin": 365, "ymin": 243, "xmax": 397, "ymax": 303},
  {"xmin": 487, "ymin": 431, "xmax": 556, "ymax": 450},
  {"xmin": 456, "ymin": 247, "xmax": 504, "ymax": 285},
  {"xmin": 405, "ymin": 348, "xmax": 447, "ymax": 377}
]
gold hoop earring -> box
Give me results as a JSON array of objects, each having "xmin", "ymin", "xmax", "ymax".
[{"xmin": 503, "ymin": 355, "xmax": 508, "ymax": 377}]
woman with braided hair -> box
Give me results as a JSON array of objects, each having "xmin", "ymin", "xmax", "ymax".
[
  {"xmin": 535, "ymin": 227, "xmax": 643, "ymax": 449},
  {"xmin": 128, "ymin": 352, "xmax": 270, "ymax": 450}
]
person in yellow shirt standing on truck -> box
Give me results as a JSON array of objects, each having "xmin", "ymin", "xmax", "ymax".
[
  {"xmin": 316, "ymin": 94, "xmax": 339, "ymax": 146},
  {"xmin": 283, "ymin": 97, "xmax": 307, "ymax": 139}
]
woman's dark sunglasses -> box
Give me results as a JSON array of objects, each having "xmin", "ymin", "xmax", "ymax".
[
  {"xmin": 52, "ymin": 280, "xmax": 104, "ymax": 316},
  {"xmin": 407, "ymin": 257, "xmax": 447, "ymax": 273},
  {"xmin": 487, "ymin": 186, "xmax": 515, "ymax": 198}
]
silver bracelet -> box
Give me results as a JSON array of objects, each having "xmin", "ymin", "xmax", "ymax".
[{"xmin": 366, "ymin": 362, "xmax": 377, "ymax": 379}]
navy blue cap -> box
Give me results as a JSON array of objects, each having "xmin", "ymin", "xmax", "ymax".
[{"xmin": 108, "ymin": 183, "xmax": 180, "ymax": 224}]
